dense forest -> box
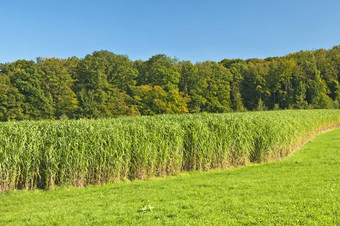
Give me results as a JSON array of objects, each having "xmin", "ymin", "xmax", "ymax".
[{"xmin": 0, "ymin": 46, "xmax": 339, "ymax": 121}]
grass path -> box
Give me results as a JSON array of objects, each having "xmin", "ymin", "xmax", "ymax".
[{"xmin": 1, "ymin": 129, "xmax": 340, "ymax": 225}]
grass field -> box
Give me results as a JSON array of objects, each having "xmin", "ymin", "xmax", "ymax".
[
  {"xmin": 1, "ymin": 128, "xmax": 339, "ymax": 225},
  {"xmin": 1, "ymin": 110, "xmax": 340, "ymax": 192}
]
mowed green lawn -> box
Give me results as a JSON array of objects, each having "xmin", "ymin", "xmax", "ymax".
[{"xmin": 1, "ymin": 129, "xmax": 340, "ymax": 225}]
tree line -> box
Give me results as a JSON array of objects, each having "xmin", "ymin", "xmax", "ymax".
[{"xmin": 0, "ymin": 46, "xmax": 339, "ymax": 121}]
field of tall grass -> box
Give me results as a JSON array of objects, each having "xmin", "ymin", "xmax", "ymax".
[{"xmin": 0, "ymin": 109, "xmax": 339, "ymax": 193}]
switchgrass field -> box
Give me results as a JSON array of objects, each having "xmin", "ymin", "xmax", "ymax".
[
  {"xmin": 1, "ymin": 127, "xmax": 340, "ymax": 225},
  {"xmin": 1, "ymin": 110, "xmax": 340, "ymax": 193}
]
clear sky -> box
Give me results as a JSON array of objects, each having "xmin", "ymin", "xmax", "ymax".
[{"xmin": 1, "ymin": 0, "xmax": 339, "ymax": 63}]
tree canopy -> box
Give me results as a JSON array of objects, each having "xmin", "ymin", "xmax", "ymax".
[{"xmin": 0, "ymin": 46, "xmax": 339, "ymax": 121}]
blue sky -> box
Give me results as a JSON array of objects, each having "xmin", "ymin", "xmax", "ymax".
[{"xmin": 1, "ymin": 0, "xmax": 339, "ymax": 63}]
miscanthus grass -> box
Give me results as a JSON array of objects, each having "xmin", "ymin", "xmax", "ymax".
[{"xmin": 0, "ymin": 109, "xmax": 339, "ymax": 192}]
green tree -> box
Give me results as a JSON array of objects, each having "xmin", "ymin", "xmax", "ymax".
[
  {"xmin": 91, "ymin": 51, "xmax": 138, "ymax": 93},
  {"xmin": 3, "ymin": 60, "xmax": 55, "ymax": 119},
  {"xmin": 180, "ymin": 61, "xmax": 232, "ymax": 113},
  {"xmin": 136, "ymin": 54, "xmax": 180, "ymax": 91},
  {"xmin": 0, "ymin": 73, "xmax": 25, "ymax": 121},
  {"xmin": 228, "ymin": 62, "xmax": 247, "ymax": 111},
  {"xmin": 75, "ymin": 52, "xmax": 138, "ymax": 118},
  {"xmin": 37, "ymin": 58, "xmax": 78, "ymax": 118},
  {"xmin": 132, "ymin": 85, "xmax": 189, "ymax": 115}
]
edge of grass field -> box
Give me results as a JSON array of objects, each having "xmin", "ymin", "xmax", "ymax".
[
  {"xmin": 276, "ymin": 124, "xmax": 340, "ymax": 160},
  {"xmin": 4, "ymin": 125, "xmax": 339, "ymax": 194},
  {"xmin": 138, "ymin": 125, "xmax": 340, "ymax": 185}
]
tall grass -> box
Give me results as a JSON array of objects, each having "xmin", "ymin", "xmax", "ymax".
[{"xmin": 0, "ymin": 109, "xmax": 339, "ymax": 192}]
